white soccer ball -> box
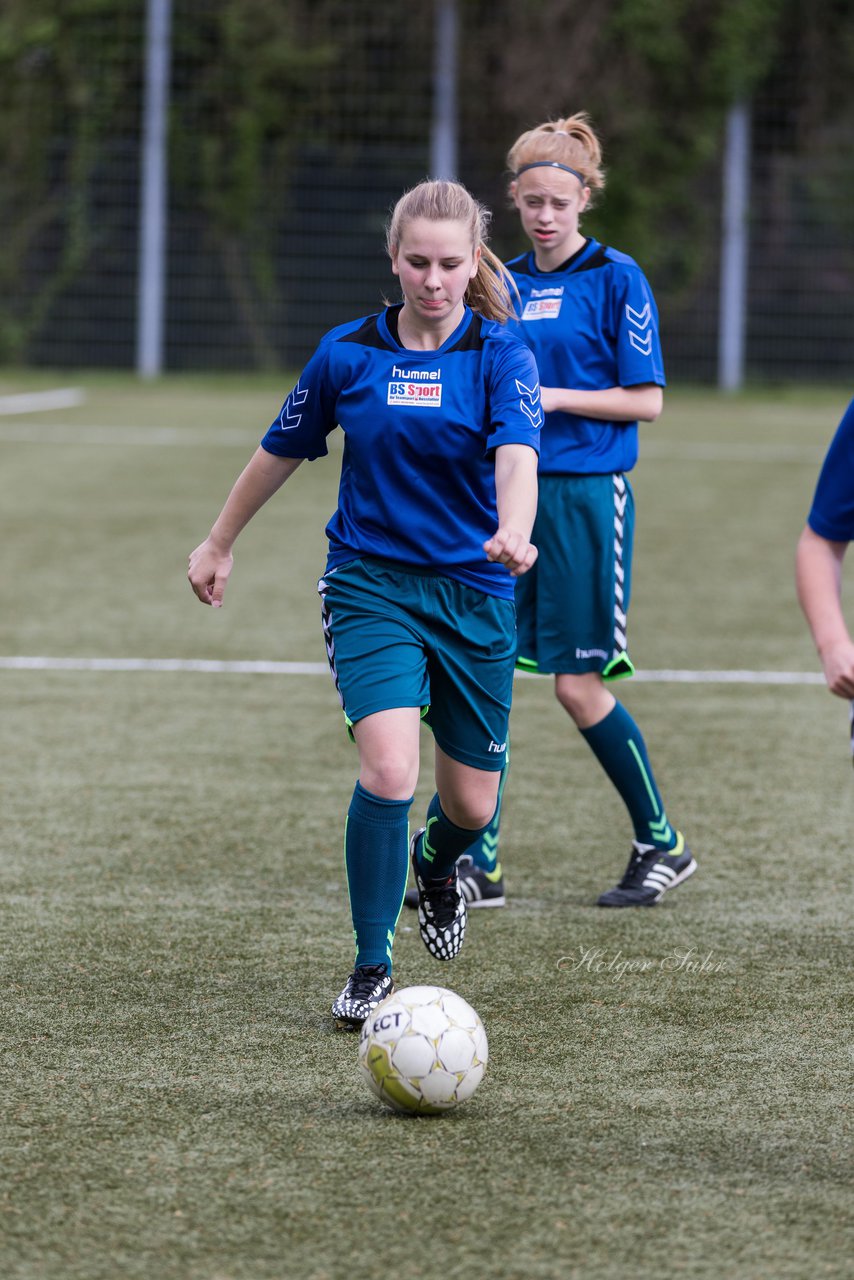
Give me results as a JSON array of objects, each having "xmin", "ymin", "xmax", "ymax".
[{"xmin": 358, "ymin": 985, "xmax": 488, "ymax": 1115}]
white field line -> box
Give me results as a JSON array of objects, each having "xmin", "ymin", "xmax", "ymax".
[
  {"xmin": 0, "ymin": 420, "xmax": 823, "ymax": 462},
  {"xmin": 0, "ymin": 423, "xmax": 260, "ymax": 447},
  {"xmin": 640, "ymin": 440, "xmax": 824, "ymax": 464},
  {"xmin": 0, "ymin": 655, "xmax": 826, "ymax": 684},
  {"xmin": 0, "ymin": 657, "xmax": 324, "ymax": 675},
  {"xmin": 0, "ymin": 388, "xmax": 86, "ymax": 416}
]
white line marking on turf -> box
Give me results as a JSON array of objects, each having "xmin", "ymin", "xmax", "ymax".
[
  {"xmin": 0, "ymin": 424, "xmax": 259, "ymax": 447},
  {"xmin": 631, "ymin": 669, "xmax": 825, "ymax": 685},
  {"xmin": 0, "ymin": 657, "xmax": 325, "ymax": 675},
  {"xmin": 0, "ymin": 388, "xmax": 86, "ymax": 416},
  {"xmin": 0, "ymin": 656, "xmax": 827, "ymax": 684},
  {"xmin": 641, "ymin": 440, "xmax": 824, "ymax": 464}
]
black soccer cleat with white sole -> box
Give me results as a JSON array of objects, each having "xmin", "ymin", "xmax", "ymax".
[
  {"xmin": 455, "ymin": 855, "xmax": 505, "ymax": 908},
  {"xmin": 597, "ymin": 833, "xmax": 697, "ymax": 907},
  {"xmin": 403, "ymin": 855, "xmax": 505, "ymax": 910},
  {"xmin": 410, "ymin": 827, "xmax": 467, "ymax": 960},
  {"xmin": 331, "ymin": 963, "xmax": 393, "ymax": 1029}
]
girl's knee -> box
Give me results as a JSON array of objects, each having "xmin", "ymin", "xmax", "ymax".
[
  {"xmin": 554, "ymin": 677, "xmax": 586, "ymax": 720},
  {"xmin": 440, "ymin": 787, "xmax": 499, "ymax": 831},
  {"xmin": 360, "ymin": 758, "xmax": 418, "ymax": 801},
  {"xmin": 554, "ymin": 674, "xmax": 613, "ymax": 726}
]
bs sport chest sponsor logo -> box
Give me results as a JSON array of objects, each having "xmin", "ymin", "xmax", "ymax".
[
  {"xmin": 387, "ymin": 364, "xmax": 442, "ymax": 407},
  {"xmin": 521, "ymin": 286, "xmax": 563, "ymax": 321},
  {"xmin": 625, "ymin": 301, "xmax": 654, "ymax": 356}
]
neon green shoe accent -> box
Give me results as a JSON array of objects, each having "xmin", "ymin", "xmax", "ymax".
[{"xmin": 603, "ymin": 651, "xmax": 635, "ymax": 681}]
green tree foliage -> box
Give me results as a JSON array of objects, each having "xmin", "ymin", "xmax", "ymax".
[
  {"xmin": 1, "ymin": 0, "xmax": 853, "ymax": 367},
  {"xmin": 0, "ymin": 0, "xmax": 432, "ymax": 365},
  {"xmin": 0, "ymin": 0, "xmax": 145, "ymax": 361},
  {"xmin": 461, "ymin": 0, "xmax": 787, "ymax": 284},
  {"xmin": 165, "ymin": 1, "xmax": 431, "ymax": 365}
]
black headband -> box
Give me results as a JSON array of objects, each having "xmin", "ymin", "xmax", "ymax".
[{"xmin": 514, "ymin": 160, "xmax": 586, "ymax": 186}]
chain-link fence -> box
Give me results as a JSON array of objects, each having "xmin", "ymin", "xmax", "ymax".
[{"xmin": 2, "ymin": 0, "xmax": 852, "ymax": 383}]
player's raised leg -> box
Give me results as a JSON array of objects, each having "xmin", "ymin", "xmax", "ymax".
[
  {"xmin": 403, "ymin": 752, "xmax": 508, "ymax": 911},
  {"xmin": 409, "ymin": 750, "xmax": 502, "ymax": 960},
  {"xmin": 457, "ymin": 749, "xmax": 508, "ymax": 906}
]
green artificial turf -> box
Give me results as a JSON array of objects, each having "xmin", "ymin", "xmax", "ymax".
[{"xmin": 1, "ymin": 375, "xmax": 852, "ymax": 1279}]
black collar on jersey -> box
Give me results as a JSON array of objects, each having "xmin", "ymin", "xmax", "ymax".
[
  {"xmin": 538, "ymin": 237, "xmax": 591, "ymax": 275},
  {"xmin": 337, "ymin": 304, "xmax": 486, "ymax": 354},
  {"xmin": 384, "ymin": 303, "xmax": 485, "ymax": 354},
  {"xmin": 507, "ymin": 238, "xmax": 610, "ymax": 279},
  {"xmin": 383, "ymin": 303, "xmax": 403, "ymax": 345}
]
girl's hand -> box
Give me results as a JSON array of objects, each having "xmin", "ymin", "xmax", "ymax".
[
  {"xmin": 188, "ymin": 538, "xmax": 234, "ymax": 607},
  {"xmin": 484, "ymin": 528, "xmax": 538, "ymax": 577},
  {"xmin": 820, "ymin": 638, "xmax": 854, "ymax": 698}
]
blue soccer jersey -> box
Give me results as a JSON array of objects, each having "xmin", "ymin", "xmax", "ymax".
[
  {"xmin": 506, "ymin": 238, "xmax": 665, "ymax": 475},
  {"xmin": 807, "ymin": 398, "xmax": 854, "ymax": 541},
  {"xmin": 261, "ymin": 304, "xmax": 541, "ymax": 599}
]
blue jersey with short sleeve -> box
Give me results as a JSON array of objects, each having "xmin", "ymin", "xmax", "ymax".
[
  {"xmin": 506, "ymin": 238, "xmax": 665, "ymax": 475},
  {"xmin": 807, "ymin": 399, "xmax": 854, "ymax": 541},
  {"xmin": 261, "ymin": 304, "xmax": 541, "ymax": 599}
]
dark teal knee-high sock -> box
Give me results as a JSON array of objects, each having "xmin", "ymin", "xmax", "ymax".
[
  {"xmin": 463, "ymin": 754, "xmax": 509, "ymax": 873},
  {"xmin": 579, "ymin": 703, "xmax": 677, "ymax": 850},
  {"xmin": 345, "ymin": 781, "xmax": 412, "ymax": 971},
  {"xmin": 415, "ymin": 792, "xmax": 491, "ymax": 884}
]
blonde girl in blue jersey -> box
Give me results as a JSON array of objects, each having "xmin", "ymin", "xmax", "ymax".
[
  {"xmin": 188, "ymin": 180, "xmax": 541, "ymax": 1025},
  {"xmin": 447, "ymin": 113, "xmax": 696, "ymax": 908}
]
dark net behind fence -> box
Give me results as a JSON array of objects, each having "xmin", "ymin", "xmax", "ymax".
[{"xmin": 2, "ymin": 0, "xmax": 853, "ymax": 382}]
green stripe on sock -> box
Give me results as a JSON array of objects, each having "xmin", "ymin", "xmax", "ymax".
[{"xmin": 627, "ymin": 738, "xmax": 661, "ymax": 817}]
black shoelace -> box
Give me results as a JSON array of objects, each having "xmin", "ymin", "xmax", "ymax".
[
  {"xmin": 422, "ymin": 877, "xmax": 459, "ymax": 926},
  {"xmin": 350, "ymin": 964, "xmax": 388, "ymax": 996}
]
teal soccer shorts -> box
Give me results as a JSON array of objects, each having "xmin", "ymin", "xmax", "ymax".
[
  {"xmin": 515, "ymin": 473, "xmax": 636, "ymax": 679},
  {"xmin": 318, "ymin": 558, "xmax": 516, "ymax": 771}
]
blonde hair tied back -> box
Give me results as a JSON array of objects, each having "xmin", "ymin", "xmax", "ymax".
[
  {"xmin": 507, "ymin": 112, "xmax": 606, "ymax": 203},
  {"xmin": 386, "ymin": 179, "xmax": 519, "ymax": 323}
]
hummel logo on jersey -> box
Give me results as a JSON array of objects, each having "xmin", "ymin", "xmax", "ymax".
[
  {"xmin": 388, "ymin": 365, "xmax": 442, "ymax": 407},
  {"xmin": 625, "ymin": 301, "xmax": 653, "ymax": 356},
  {"xmin": 488, "ymin": 740, "xmax": 506, "ymax": 753},
  {"xmin": 629, "ymin": 330, "xmax": 653, "ymax": 355},
  {"xmin": 625, "ymin": 302, "xmax": 651, "ymax": 329},
  {"xmin": 516, "ymin": 379, "xmax": 542, "ymax": 429},
  {"xmin": 279, "ymin": 378, "xmax": 308, "ymax": 431}
]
